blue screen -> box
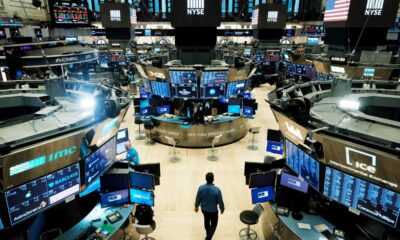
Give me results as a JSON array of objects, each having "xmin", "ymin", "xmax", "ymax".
[
  {"xmin": 242, "ymin": 106, "xmax": 254, "ymax": 117},
  {"xmin": 323, "ymin": 167, "xmax": 400, "ymax": 228},
  {"xmin": 280, "ymin": 172, "xmax": 309, "ymax": 193},
  {"xmin": 157, "ymin": 105, "xmax": 170, "ymax": 114},
  {"xmin": 243, "ymin": 93, "xmax": 251, "ymax": 99},
  {"xmin": 266, "ymin": 141, "xmax": 284, "ymax": 155},
  {"xmin": 201, "ymin": 85, "xmax": 225, "ymax": 98},
  {"xmin": 6, "ymin": 164, "xmax": 81, "ymax": 225},
  {"xmin": 172, "ymin": 85, "xmax": 198, "ymax": 98},
  {"xmin": 285, "ymin": 139, "xmax": 320, "ymax": 190},
  {"xmin": 169, "ymin": 71, "xmax": 197, "ymax": 85},
  {"xmin": 251, "ymin": 186, "xmax": 275, "ymax": 204},
  {"xmin": 295, "ymin": 65, "xmax": 307, "ymax": 75},
  {"xmin": 219, "ymin": 98, "xmax": 229, "ymax": 104},
  {"xmin": 244, "ymin": 48, "xmax": 252, "ymax": 55},
  {"xmin": 140, "ymin": 100, "xmax": 150, "ymax": 109},
  {"xmin": 201, "ymin": 71, "xmax": 228, "ymax": 85},
  {"xmin": 130, "ymin": 172, "xmax": 155, "ymax": 190},
  {"xmin": 100, "ymin": 189, "xmax": 129, "ymax": 208},
  {"xmin": 151, "ymin": 81, "xmax": 171, "ymax": 97},
  {"xmin": 130, "ymin": 189, "xmax": 154, "ymax": 206},
  {"xmin": 228, "ymin": 105, "xmax": 241, "ymax": 114},
  {"xmin": 307, "ymin": 37, "xmax": 319, "ymax": 45},
  {"xmin": 85, "ymin": 137, "xmax": 116, "ymax": 186},
  {"xmin": 140, "ymin": 107, "xmax": 149, "ymax": 116},
  {"xmin": 226, "ymin": 80, "xmax": 248, "ymax": 97}
]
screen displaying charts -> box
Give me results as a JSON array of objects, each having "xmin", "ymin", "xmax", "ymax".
[
  {"xmin": 201, "ymin": 71, "xmax": 228, "ymax": 85},
  {"xmin": 285, "ymin": 139, "xmax": 320, "ymax": 190},
  {"xmin": 50, "ymin": 0, "xmax": 90, "ymax": 26},
  {"xmin": 169, "ymin": 70, "xmax": 197, "ymax": 85},
  {"xmin": 151, "ymin": 81, "xmax": 171, "ymax": 98},
  {"xmin": 226, "ymin": 80, "xmax": 249, "ymax": 97},
  {"xmin": 201, "ymin": 85, "xmax": 225, "ymax": 98},
  {"xmin": 5, "ymin": 163, "xmax": 80, "ymax": 225},
  {"xmin": 85, "ymin": 137, "xmax": 116, "ymax": 186},
  {"xmin": 323, "ymin": 167, "xmax": 400, "ymax": 228},
  {"xmin": 172, "ymin": 85, "xmax": 198, "ymax": 98}
]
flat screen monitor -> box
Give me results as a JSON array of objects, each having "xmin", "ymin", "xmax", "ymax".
[
  {"xmin": 200, "ymin": 70, "xmax": 228, "ymax": 85},
  {"xmin": 280, "ymin": 172, "xmax": 309, "ymax": 193},
  {"xmin": 151, "ymin": 81, "xmax": 171, "ymax": 98},
  {"xmin": 5, "ymin": 163, "xmax": 81, "ymax": 225},
  {"xmin": 226, "ymin": 80, "xmax": 249, "ymax": 97},
  {"xmin": 323, "ymin": 167, "xmax": 400, "ymax": 228},
  {"xmin": 130, "ymin": 188, "xmax": 154, "ymax": 206},
  {"xmin": 131, "ymin": 163, "xmax": 161, "ymax": 186},
  {"xmin": 243, "ymin": 48, "xmax": 252, "ymax": 55},
  {"xmin": 140, "ymin": 100, "xmax": 150, "ymax": 109},
  {"xmin": 157, "ymin": 105, "xmax": 170, "ymax": 114},
  {"xmin": 100, "ymin": 189, "xmax": 129, "ymax": 208},
  {"xmin": 249, "ymin": 171, "xmax": 276, "ymax": 189},
  {"xmin": 201, "ymin": 85, "xmax": 225, "ymax": 98},
  {"xmin": 140, "ymin": 107, "xmax": 149, "ymax": 116},
  {"xmin": 130, "ymin": 171, "xmax": 155, "ymax": 190},
  {"xmin": 251, "ymin": 186, "xmax": 275, "ymax": 204},
  {"xmin": 242, "ymin": 106, "xmax": 254, "ymax": 117},
  {"xmin": 49, "ymin": 0, "xmax": 90, "ymax": 27},
  {"xmin": 169, "ymin": 70, "xmax": 197, "ymax": 85},
  {"xmin": 100, "ymin": 174, "xmax": 129, "ymax": 193},
  {"xmin": 172, "ymin": 85, "xmax": 198, "ymax": 99},
  {"xmin": 285, "ymin": 139, "xmax": 320, "ymax": 191},
  {"xmin": 85, "ymin": 137, "xmax": 116, "ymax": 186},
  {"xmin": 228, "ymin": 105, "xmax": 241, "ymax": 114},
  {"xmin": 116, "ymin": 142, "xmax": 127, "ymax": 155},
  {"xmin": 117, "ymin": 128, "xmax": 129, "ymax": 142},
  {"xmin": 154, "ymin": 48, "xmax": 160, "ymax": 53},
  {"xmin": 219, "ymin": 98, "xmax": 229, "ymax": 104},
  {"xmin": 295, "ymin": 65, "xmax": 307, "ymax": 75},
  {"xmin": 307, "ymin": 37, "xmax": 319, "ymax": 45},
  {"xmin": 331, "ymin": 66, "xmax": 345, "ymax": 74},
  {"xmin": 364, "ymin": 68, "xmax": 375, "ymax": 77}
]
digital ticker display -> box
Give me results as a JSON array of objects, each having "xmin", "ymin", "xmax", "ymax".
[
  {"xmin": 169, "ymin": 70, "xmax": 197, "ymax": 85},
  {"xmin": 323, "ymin": 167, "xmax": 400, "ymax": 228},
  {"xmin": 50, "ymin": 0, "xmax": 90, "ymax": 27},
  {"xmin": 5, "ymin": 163, "xmax": 80, "ymax": 225},
  {"xmin": 285, "ymin": 139, "xmax": 320, "ymax": 190},
  {"xmin": 201, "ymin": 71, "xmax": 228, "ymax": 85}
]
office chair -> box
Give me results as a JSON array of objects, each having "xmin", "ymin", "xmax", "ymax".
[
  {"xmin": 207, "ymin": 134, "xmax": 223, "ymax": 161},
  {"xmin": 135, "ymin": 220, "xmax": 156, "ymax": 240},
  {"xmin": 248, "ymin": 127, "xmax": 261, "ymax": 150},
  {"xmin": 135, "ymin": 116, "xmax": 145, "ymax": 140},
  {"xmin": 239, "ymin": 204, "xmax": 264, "ymax": 240},
  {"xmin": 165, "ymin": 136, "xmax": 180, "ymax": 163},
  {"xmin": 39, "ymin": 228, "xmax": 62, "ymax": 240},
  {"xmin": 143, "ymin": 119, "xmax": 155, "ymax": 145}
]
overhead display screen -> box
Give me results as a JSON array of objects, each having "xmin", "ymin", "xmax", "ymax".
[
  {"xmin": 5, "ymin": 163, "xmax": 80, "ymax": 225},
  {"xmin": 49, "ymin": 0, "xmax": 90, "ymax": 27},
  {"xmin": 200, "ymin": 70, "xmax": 228, "ymax": 85},
  {"xmin": 323, "ymin": 167, "xmax": 400, "ymax": 228},
  {"xmin": 169, "ymin": 70, "xmax": 197, "ymax": 85},
  {"xmin": 100, "ymin": 3, "xmax": 131, "ymax": 28},
  {"xmin": 226, "ymin": 80, "xmax": 249, "ymax": 97},
  {"xmin": 172, "ymin": 85, "xmax": 198, "ymax": 98},
  {"xmin": 151, "ymin": 81, "xmax": 171, "ymax": 98},
  {"xmin": 85, "ymin": 137, "xmax": 116, "ymax": 186},
  {"xmin": 253, "ymin": 4, "xmax": 287, "ymax": 29},
  {"xmin": 200, "ymin": 85, "xmax": 225, "ymax": 98},
  {"xmin": 285, "ymin": 139, "xmax": 320, "ymax": 191},
  {"xmin": 171, "ymin": 0, "xmax": 221, "ymax": 27}
]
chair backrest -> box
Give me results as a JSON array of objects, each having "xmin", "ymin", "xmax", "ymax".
[
  {"xmin": 250, "ymin": 127, "xmax": 261, "ymax": 134},
  {"xmin": 252, "ymin": 204, "xmax": 264, "ymax": 218},
  {"xmin": 213, "ymin": 134, "xmax": 223, "ymax": 145},
  {"xmin": 165, "ymin": 136, "xmax": 175, "ymax": 145},
  {"xmin": 135, "ymin": 224, "xmax": 154, "ymax": 235}
]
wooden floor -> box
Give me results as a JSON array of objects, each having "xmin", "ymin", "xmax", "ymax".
[{"xmin": 119, "ymin": 84, "xmax": 280, "ymax": 240}]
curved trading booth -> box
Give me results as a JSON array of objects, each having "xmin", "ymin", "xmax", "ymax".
[
  {"xmin": 264, "ymin": 78, "xmax": 400, "ymax": 240},
  {"xmin": 133, "ymin": 56, "xmax": 258, "ymax": 147}
]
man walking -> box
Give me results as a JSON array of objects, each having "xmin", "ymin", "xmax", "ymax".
[{"xmin": 195, "ymin": 172, "xmax": 225, "ymax": 240}]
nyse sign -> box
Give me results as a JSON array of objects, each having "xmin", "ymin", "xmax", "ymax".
[
  {"xmin": 365, "ymin": 0, "xmax": 384, "ymax": 16},
  {"xmin": 187, "ymin": 0, "xmax": 204, "ymax": 15}
]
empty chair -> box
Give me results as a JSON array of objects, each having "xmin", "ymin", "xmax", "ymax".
[
  {"xmin": 135, "ymin": 220, "xmax": 156, "ymax": 240},
  {"xmin": 247, "ymin": 127, "xmax": 261, "ymax": 150},
  {"xmin": 207, "ymin": 134, "xmax": 223, "ymax": 161},
  {"xmin": 165, "ymin": 136, "xmax": 180, "ymax": 163},
  {"xmin": 239, "ymin": 204, "xmax": 264, "ymax": 240},
  {"xmin": 143, "ymin": 119, "xmax": 155, "ymax": 145},
  {"xmin": 135, "ymin": 116, "xmax": 145, "ymax": 140}
]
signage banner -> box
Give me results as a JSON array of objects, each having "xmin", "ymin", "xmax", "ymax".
[
  {"xmin": 322, "ymin": 135, "xmax": 400, "ymax": 193},
  {"xmin": 1, "ymin": 131, "xmax": 84, "ymax": 190},
  {"xmin": 20, "ymin": 51, "xmax": 98, "ymax": 68},
  {"xmin": 272, "ymin": 110, "xmax": 310, "ymax": 146}
]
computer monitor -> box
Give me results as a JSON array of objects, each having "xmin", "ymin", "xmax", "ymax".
[
  {"xmin": 219, "ymin": 98, "xmax": 229, "ymax": 104},
  {"xmin": 140, "ymin": 107, "xmax": 149, "ymax": 116},
  {"xmin": 130, "ymin": 188, "xmax": 154, "ymax": 206},
  {"xmin": 330, "ymin": 66, "xmax": 345, "ymax": 74},
  {"xmin": 364, "ymin": 68, "xmax": 375, "ymax": 77},
  {"xmin": 151, "ymin": 81, "xmax": 171, "ymax": 98},
  {"xmin": 226, "ymin": 80, "xmax": 249, "ymax": 97},
  {"xmin": 280, "ymin": 172, "xmax": 308, "ymax": 193},
  {"xmin": 157, "ymin": 105, "xmax": 170, "ymax": 115},
  {"xmin": 154, "ymin": 48, "xmax": 160, "ymax": 53},
  {"xmin": 100, "ymin": 189, "xmax": 129, "ymax": 208},
  {"xmin": 228, "ymin": 105, "xmax": 241, "ymax": 115},
  {"xmin": 100, "ymin": 174, "xmax": 129, "ymax": 193},
  {"xmin": 140, "ymin": 100, "xmax": 150, "ymax": 109},
  {"xmin": 201, "ymin": 85, "xmax": 225, "ymax": 98},
  {"xmin": 131, "ymin": 163, "xmax": 161, "ymax": 186},
  {"xmin": 307, "ymin": 37, "xmax": 319, "ymax": 45},
  {"xmin": 244, "ymin": 48, "xmax": 252, "ymax": 55},
  {"xmin": 249, "ymin": 171, "xmax": 276, "ymax": 189},
  {"xmin": 172, "ymin": 85, "xmax": 198, "ymax": 98},
  {"xmin": 200, "ymin": 70, "xmax": 228, "ymax": 85},
  {"xmin": 169, "ymin": 70, "xmax": 197, "ymax": 85},
  {"xmin": 116, "ymin": 128, "xmax": 129, "ymax": 155},
  {"xmin": 251, "ymin": 186, "xmax": 274, "ymax": 204},
  {"xmin": 242, "ymin": 106, "xmax": 254, "ymax": 117},
  {"xmin": 130, "ymin": 171, "xmax": 155, "ymax": 190}
]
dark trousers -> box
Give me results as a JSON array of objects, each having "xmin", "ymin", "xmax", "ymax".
[{"xmin": 202, "ymin": 211, "xmax": 218, "ymax": 240}]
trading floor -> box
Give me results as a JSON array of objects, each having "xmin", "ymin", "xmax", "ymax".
[{"xmin": 118, "ymin": 83, "xmax": 278, "ymax": 239}]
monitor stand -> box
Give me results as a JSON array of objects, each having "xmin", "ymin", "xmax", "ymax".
[{"xmin": 291, "ymin": 211, "xmax": 303, "ymax": 221}]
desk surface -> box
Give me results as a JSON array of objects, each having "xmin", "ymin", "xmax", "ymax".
[
  {"xmin": 271, "ymin": 204, "xmax": 336, "ymax": 240},
  {"xmin": 58, "ymin": 203, "xmax": 134, "ymax": 240}
]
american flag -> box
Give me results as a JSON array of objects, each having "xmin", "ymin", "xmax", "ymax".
[
  {"xmin": 130, "ymin": 8, "xmax": 137, "ymax": 25},
  {"xmin": 252, "ymin": 9, "xmax": 259, "ymax": 25},
  {"xmin": 323, "ymin": 0, "xmax": 351, "ymax": 22}
]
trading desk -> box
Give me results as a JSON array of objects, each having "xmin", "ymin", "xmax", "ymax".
[
  {"xmin": 141, "ymin": 114, "xmax": 249, "ymax": 147},
  {"xmin": 58, "ymin": 203, "xmax": 134, "ymax": 240},
  {"xmin": 261, "ymin": 203, "xmax": 337, "ymax": 240}
]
